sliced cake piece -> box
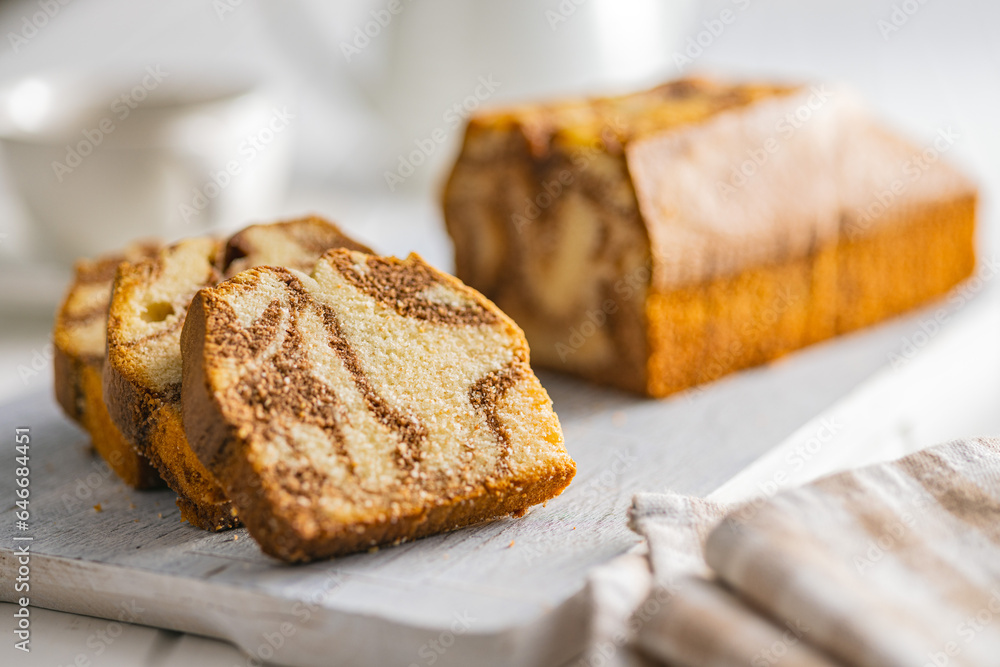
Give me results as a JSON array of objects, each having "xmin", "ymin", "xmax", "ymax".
[
  {"xmin": 104, "ymin": 217, "xmax": 371, "ymax": 530},
  {"xmin": 443, "ymin": 77, "xmax": 977, "ymax": 396},
  {"xmin": 181, "ymin": 249, "xmax": 576, "ymax": 562},
  {"xmin": 54, "ymin": 242, "xmax": 164, "ymax": 489}
]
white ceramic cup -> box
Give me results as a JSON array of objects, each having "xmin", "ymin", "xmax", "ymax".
[{"xmin": 0, "ymin": 67, "xmax": 294, "ymax": 264}]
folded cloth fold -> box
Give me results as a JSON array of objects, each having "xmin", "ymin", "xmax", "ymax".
[{"xmin": 627, "ymin": 437, "xmax": 1000, "ymax": 667}]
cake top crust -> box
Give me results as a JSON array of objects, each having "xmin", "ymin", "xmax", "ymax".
[{"xmin": 467, "ymin": 78, "xmax": 798, "ymax": 154}]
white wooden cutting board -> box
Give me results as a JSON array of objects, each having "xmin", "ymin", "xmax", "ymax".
[{"xmin": 1, "ymin": 293, "xmax": 991, "ymax": 667}]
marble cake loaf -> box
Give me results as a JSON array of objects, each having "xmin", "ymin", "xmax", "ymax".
[
  {"xmin": 181, "ymin": 249, "xmax": 576, "ymax": 562},
  {"xmin": 54, "ymin": 242, "xmax": 165, "ymax": 489},
  {"xmin": 104, "ymin": 217, "xmax": 372, "ymax": 530},
  {"xmin": 443, "ymin": 78, "xmax": 977, "ymax": 397}
]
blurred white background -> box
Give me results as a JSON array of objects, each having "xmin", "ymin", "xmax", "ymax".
[
  {"xmin": 0, "ymin": 0, "xmax": 995, "ymax": 399},
  {"xmin": 0, "ymin": 0, "xmax": 995, "ymax": 267},
  {"xmin": 1, "ymin": 0, "xmax": 997, "ymax": 409}
]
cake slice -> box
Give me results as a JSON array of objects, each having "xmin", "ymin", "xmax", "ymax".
[
  {"xmin": 443, "ymin": 77, "xmax": 977, "ymax": 396},
  {"xmin": 104, "ymin": 217, "xmax": 371, "ymax": 530},
  {"xmin": 181, "ymin": 249, "xmax": 576, "ymax": 561},
  {"xmin": 54, "ymin": 242, "xmax": 164, "ymax": 489}
]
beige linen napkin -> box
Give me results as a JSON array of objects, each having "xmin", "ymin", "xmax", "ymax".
[{"xmin": 627, "ymin": 437, "xmax": 1000, "ymax": 667}]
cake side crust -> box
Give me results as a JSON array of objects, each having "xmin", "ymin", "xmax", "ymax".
[{"xmin": 645, "ymin": 193, "xmax": 977, "ymax": 397}]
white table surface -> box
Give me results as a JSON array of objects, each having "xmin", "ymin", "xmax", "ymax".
[{"xmin": 1, "ymin": 0, "xmax": 999, "ymax": 664}]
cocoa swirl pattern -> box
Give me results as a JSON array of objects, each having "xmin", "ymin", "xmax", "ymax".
[
  {"xmin": 327, "ymin": 252, "xmax": 499, "ymax": 326},
  {"xmin": 469, "ymin": 363, "xmax": 525, "ymax": 476},
  {"xmin": 209, "ymin": 263, "xmax": 520, "ymax": 502}
]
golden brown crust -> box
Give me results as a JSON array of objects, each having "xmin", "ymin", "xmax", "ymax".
[
  {"xmin": 644, "ymin": 195, "xmax": 976, "ymax": 396},
  {"xmin": 468, "ymin": 78, "xmax": 796, "ymax": 152},
  {"xmin": 104, "ymin": 217, "xmax": 373, "ymax": 531},
  {"xmin": 227, "ymin": 451, "xmax": 575, "ymax": 562},
  {"xmin": 182, "ymin": 250, "xmax": 576, "ymax": 562},
  {"xmin": 80, "ymin": 364, "xmax": 163, "ymax": 489}
]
